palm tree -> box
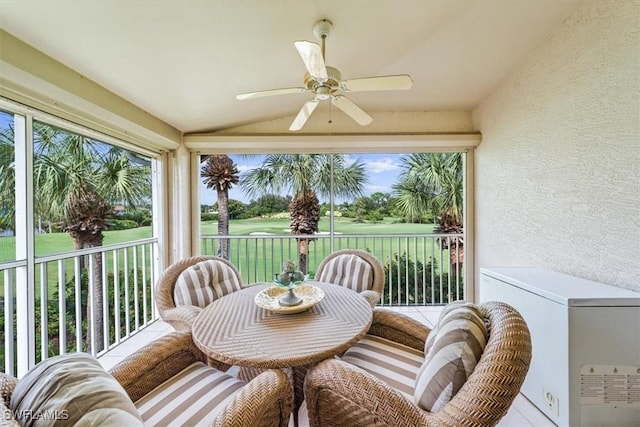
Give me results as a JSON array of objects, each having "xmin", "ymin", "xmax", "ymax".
[
  {"xmin": 242, "ymin": 154, "xmax": 367, "ymax": 273},
  {"xmin": 0, "ymin": 126, "xmax": 15, "ymax": 233},
  {"xmin": 201, "ymin": 155, "xmax": 240, "ymax": 259},
  {"xmin": 394, "ymin": 153, "xmax": 464, "ymax": 274},
  {"xmin": 34, "ymin": 123, "xmax": 151, "ymax": 352}
]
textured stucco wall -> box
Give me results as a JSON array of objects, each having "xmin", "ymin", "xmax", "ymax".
[{"xmin": 472, "ymin": 1, "xmax": 639, "ymax": 291}]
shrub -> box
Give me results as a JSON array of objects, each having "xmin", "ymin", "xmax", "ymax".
[
  {"xmin": 383, "ymin": 252, "xmax": 462, "ymax": 305},
  {"xmin": 269, "ymin": 212, "xmax": 290, "ymax": 219},
  {"xmin": 365, "ymin": 210, "xmax": 384, "ymax": 222},
  {"xmin": 108, "ymin": 219, "xmax": 138, "ymax": 230},
  {"xmin": 118, "ymin": 208, "xmax": 151, "ymax": 226},
  {"xmin": 201, "ymin": 213, "xmax": 218, "ymax": 222}
]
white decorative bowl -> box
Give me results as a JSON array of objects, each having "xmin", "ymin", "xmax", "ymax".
[{"xmin": 254, "ymin": 284, "xmax": 325, "ymax": 314}]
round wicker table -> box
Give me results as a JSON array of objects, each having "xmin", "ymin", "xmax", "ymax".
[
  {"xmin": 192, "ymin": 281, "xmax": 373, "ymax": 368},
  {"xmin": 192, "ymin": 281, "xmax": 373, "ymax": 425}
]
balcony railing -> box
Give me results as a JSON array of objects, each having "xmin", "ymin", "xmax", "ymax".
[
  {"xmin": 201, "ymin": 233, "xmax": 465, "ymax": 306},
  {"xmin": 1, "ymin": 233, "xmax": 463, "ymax": 376},
  {"xmin": 1, "ymin": 238, "xmax": 158, "ymax": 377}
]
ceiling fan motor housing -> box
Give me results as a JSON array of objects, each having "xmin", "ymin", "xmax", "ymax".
[{"xmin": 304, "ymin": 66, "xmax": 342, "ymax": 99}]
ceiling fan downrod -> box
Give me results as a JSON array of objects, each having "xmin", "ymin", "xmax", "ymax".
[{"xmin": 312, "ymin": 19, "xmax": 332, "ymax": 60}]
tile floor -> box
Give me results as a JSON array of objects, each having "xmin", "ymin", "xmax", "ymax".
[{"xmin": 98, "ymin": 306, "xmax": 555, "ymax": 427}]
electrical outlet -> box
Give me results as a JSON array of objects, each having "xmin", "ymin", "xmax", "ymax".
[{"xmin": 543, "ymin": 388, "xmax": 559, "ymax": 417}]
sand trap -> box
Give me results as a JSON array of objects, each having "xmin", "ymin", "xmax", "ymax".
[{"xmin": 250, "ymin": 232, "xmax": 275, "ymax": 235}]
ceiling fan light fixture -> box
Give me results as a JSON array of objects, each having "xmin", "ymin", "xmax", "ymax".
[{"xmin": 315, "ymin": 86, "xmax": 331, "ymax": 100}]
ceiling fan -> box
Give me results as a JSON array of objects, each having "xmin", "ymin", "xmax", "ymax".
[{"xmin": 236, "ymin": 19, "xmax": 413, "ymax": 131}]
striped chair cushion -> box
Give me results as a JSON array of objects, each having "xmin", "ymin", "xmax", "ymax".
[
  {"xmin": 317, "ymin": 254, "xmax": 374, "ymax": 293},
  {"xmin": 341, "ymin": 334, "xmax": 424, "ymax": 400},
  {"xmin": 173, "ymin": 260, "xmax": 242, "ymax": 308},
  {"xmin": 135, "ymin": 362, "xmax": 245, "ymax": 426},
  {"xmin": 11, "ymin": 353, "xmax": 143, "ymax": 427},
  {"xmin": 414, "ymin": 301, "xmax": 488, "ymax": 412}
]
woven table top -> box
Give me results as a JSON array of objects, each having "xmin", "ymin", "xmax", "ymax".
[{"xmin": 192, "ymin": 281, "xmax": 373, "ymax": 368}]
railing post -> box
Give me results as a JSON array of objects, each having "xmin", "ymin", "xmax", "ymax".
[
  {"xmin": 57, "ymin": 259, "xmax": 66, "ymax": 354},
  {"xmin": 4, "ymin": 269, "xmax": 15, "ymax": 376},
  {"xmin": 16, "ymin": 271, "xmax": 33, "ymax": 374}
]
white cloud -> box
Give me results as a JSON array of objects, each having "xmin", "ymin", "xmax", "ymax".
[
  {"xmin": 365, "ymin": 184, "xmax": 393, "ymax": 194},
  {"xmin": 365, "ymin": 157, "xmax": 401, "ymax": 173}
]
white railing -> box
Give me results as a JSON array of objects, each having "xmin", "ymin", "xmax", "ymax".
[
  {"xmin": 0, "ymin": 239, "xmax": 158, "ymax": 376},
  {"xmin": 1, "ymin": 233, "xmax": 463, "ymax": 376},
  {"xmin": 201, "ymin": 233, "xmax": 465, "ymax": 306}
]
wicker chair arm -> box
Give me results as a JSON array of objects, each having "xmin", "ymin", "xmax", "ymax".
[
  {"xmin": 0, "ymin": 373, "xmax": 19, "ymax": 427},
  {"xmin": 368, "ymin": 307, "xmax": 430, "ymax": 351},
  {"xmin": 109, "ymin": 331, "xmax": 207, "ymax": 402},
  {"xmin": 213, "ymin": 369, "xmax": 293, "ymax": 427},
  {"xmin": 360, "ymin": 290, "xmax": 381, "ymax": 308},
  {"xmin": 305, "ymin": 359, "xmax": 430, "ymax": 426},
  {"xmin": 0, "ymin": 373, "xmax": 17, "ymax": 408},
  {"xmin": 159, "ymin": 305, "xmax": 202, "ymax": 331}
]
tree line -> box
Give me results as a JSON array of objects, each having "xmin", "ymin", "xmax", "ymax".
[
  {"xmin": 201, "ymin": 191, "xmax": 436, "ymax": 224},
  {"xmin": 201, "ymin": 153, "xmax": 463, "ymax": 273}
]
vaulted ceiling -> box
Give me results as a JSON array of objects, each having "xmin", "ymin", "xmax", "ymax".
[{"xmin": 0, "ymin": 1, "xmax": 583, "ymax": 134}]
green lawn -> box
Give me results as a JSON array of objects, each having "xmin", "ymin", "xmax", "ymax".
[
  {"xmin": 0, "ymin": 227, "xmax": 153, "ymax": 261},
  {"xmin": 0, "ymin": 227, "xmax": 154, "ymax": 300},
  {"xmin": 200, "ymin": 217, "xmax": 448, "ymax": 285},
  {"xmin": 1, "ymin": 217, "xmax": 446, "ymax": 298},
  {"xmin": 0, "ymin": 216, "xmax": 432, "ymax": 261},
  {"xmin": 201, "ymin": 216, "xmax": 435, "ymax": 236}
]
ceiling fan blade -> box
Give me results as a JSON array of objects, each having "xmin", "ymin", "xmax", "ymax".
[
  {"xmin": 331, "ymin": 95, "xmax": 373, "ymax": 126},
  {"xmin": 289, "ymin": 99, "xmax": 319, "ymax": 131},
  {"xmin": 237, "ymin": 87, "xmax": 307, "ymax": 100},
  {"xmin": 294, "ymin": 41, "xmax": 328, "ymax": 80},
  {"xmin": 340, "ymin": 74, "xmax": 413, "ymax": 92}
]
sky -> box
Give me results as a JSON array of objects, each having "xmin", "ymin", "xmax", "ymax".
[{"xmin": 199, "ymin": 154, "xmax": 408, "ymax": 205}]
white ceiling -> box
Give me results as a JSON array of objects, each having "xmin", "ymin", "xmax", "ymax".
[{"xmin": 0, "ymin": 0, "xmax": 583, "ymax": 134}]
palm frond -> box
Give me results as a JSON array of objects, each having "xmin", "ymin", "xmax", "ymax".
[{"xmin": 395, "ymin": 152, "xmax": 463, "ymax": 227}]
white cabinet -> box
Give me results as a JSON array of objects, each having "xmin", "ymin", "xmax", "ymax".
[{"xmin": 479, "ymin": 267, "xmax": 640, "ymax": 427}]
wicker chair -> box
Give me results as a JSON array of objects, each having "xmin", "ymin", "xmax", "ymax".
[
  {"xmin": 314, "ymin": 249, "xmax": 384, "ymax": 307},
  {"xmin": 304, "ymin": 301, "xmax": 532, "ymax": 427},
  {"xmin": 111, "ymin": 331, "xmax": 292, "ymax": 426},
  {"xmin": 155, "ymin": 256, "xmax": 246, "ymax": 331},
  {"xmin": 0, "ymin": 332, "xmax": 292, "ymax": 427}
]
